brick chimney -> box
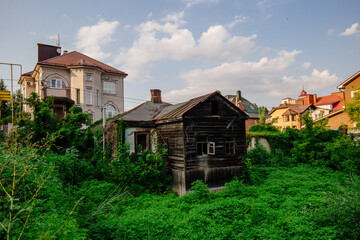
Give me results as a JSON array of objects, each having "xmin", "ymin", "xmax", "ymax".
[
  {"xmin": 38, "ymin": 43, "xmax": 61, "ymax": 62},
  {"xmin": 150, "ymin": 89, "xmax": 162, "ymax": 103}
]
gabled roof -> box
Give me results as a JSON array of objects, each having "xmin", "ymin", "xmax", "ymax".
[
  {"xmin": 224, "ymin": 94, "xmax": 268, "ymax": 118},
  {"xmin": 37, "ymin": 51, "xmax": 127, "ymax": 75},
  {"xmin": 315, "ymin": 94, "xmax": 343, "ymax": 110},
  {"xmin": 337, "ymin": 70, "xmax": 360, "ymax": 89},
  {"xmin": 269, "ymin": 104, "xmax": 314, "ymax": 115},
  {"xmin": 111, "ymin": 92, "xmax": 248, "ymax": 126}
]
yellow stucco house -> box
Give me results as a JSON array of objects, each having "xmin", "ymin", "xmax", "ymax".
[
  {"xmin": 269, "ymin": 104, "xmax": 315, "ymax": 130},
  {"xmin": 19, "ymin": 43, "xmax": 127, "ymax": 121}
]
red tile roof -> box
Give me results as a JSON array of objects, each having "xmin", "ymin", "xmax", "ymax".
[
  {"xmin": 38, "ymin": 51, "xmax": 127, "ymax": 75},
  {"xmin": 315, "ymin": 95, "xmax": 343, "ymax": 110}
]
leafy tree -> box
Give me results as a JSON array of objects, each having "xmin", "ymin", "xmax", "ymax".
[
  {"xmin": 345, "ymin": 89, "xmax": 360, "ymax": 129},
  {"xmin": 17, "ymin": 92, "xmax": 60, "ymax": 143}
]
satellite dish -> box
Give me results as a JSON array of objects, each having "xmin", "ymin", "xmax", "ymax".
[{"xmin": 56, "ymin": 48, "xmax": 61, "ymax": 54}]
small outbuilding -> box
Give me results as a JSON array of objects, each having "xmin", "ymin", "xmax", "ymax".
[{"xmin": 106, "ymin": 90, "xmax": 248, "ymax": 195}]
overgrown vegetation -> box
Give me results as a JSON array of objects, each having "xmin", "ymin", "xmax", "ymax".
[{"xmin": 1, "ymin": 93, "xmax": 360, "ymax": 239}]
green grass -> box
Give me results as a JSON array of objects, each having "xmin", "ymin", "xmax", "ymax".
[{"xmin": 85, "ymin": 165, "xmax": 354, "ymax": 239}]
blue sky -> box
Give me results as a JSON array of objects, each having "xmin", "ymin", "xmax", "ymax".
[{"xmin": 1, "ymin": 0, "xmax": 359, "ymax": 110}]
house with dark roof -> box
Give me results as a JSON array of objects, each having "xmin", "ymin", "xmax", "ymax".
[
  {"xmin": 224, "ymin": 90, "xmax": 269, "ymax": 131},
  {"xmin": 19, "ymin": 43, "xmax": 127, "ymax": 121},
  {"xmin": 105, "ymin": 89, "xmax": 248, "ymax": 195}
]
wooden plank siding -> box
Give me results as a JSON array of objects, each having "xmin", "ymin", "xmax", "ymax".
[
  {"xmin": 156, "ymin": 122, "xmax": 185, "ymax": 171},
  {"xmin": 183, "ymin": 117, "xmax": 246, "ymax": 190}
]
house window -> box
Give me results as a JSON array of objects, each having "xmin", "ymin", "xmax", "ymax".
[
  {"xmin": 285, "ymin": 115, "xmax": 290, "ymax": 122},
  {"xmin": 96, "ymin": 90, "xmax": 100, "ymax": 106},
  {"xmin": 85, "ymin": 74, "xmax": 93, "ymax": 81},
  {"xmin": 50, "ymin": 78, "xmax": 66, "ymax": 89},
  {"xmin": 351, "ymin": 90, "xmax": 360, "ymax": 99},
  {"xmin": 76, "ymin": 89, "xmax": 80, "ymax": 104},
  {"xmin": 211, "ymin": 100, "xmax": 219, "ymax": 115},
  {"xmin": 105, "ymin": 105, "xmax": 116, "ymax": 118},
  {"xmin": 291, "ymin": 115, "xmax": 296, "ymax": 121},
  {"xmin": 196, "ymin": 136, "xmax": 215, "ymax": 156},
  {"xmin": 103, "ymin": 81, "xmax": 116, "ymax": 94},
  {"xmin": 135, "ymin": 132, "xmax": 150, "ymax": 153},
  {"xmin": 85, "ymin": 88, "xmax": 92, "ymax": 105},
  {"xmin": 225, "ymin": 136, "xmax": 236, "ymax": 155},
  {"xmin": 208, "ymin": 142, "xmax": 215, "ymax": 155}
]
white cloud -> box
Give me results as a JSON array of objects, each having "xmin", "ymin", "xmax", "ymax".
[
  {"xmin": 272, "ymin": 69, "xmax": 339, "ymax": 97},
  {"xmin": 340, "ymin": 23, "xmax": 360, "ymax": 36},
  {"xmin": 164, "ymin": 50, "xmax": 301, "ymax": 102},
  {"xmin": 258, "ymin": 0, "xmax": 271, "ymax": 10},
  {"xmin": 114, "ymin": 13, "xmax": 257, "ymax": 82},
  {"xmin": 75, "ymin": 19, "xmax": 119, "ymax": 60},
  {"xmin": 227, "ymin": 15, "xmax": 248, "ymax": 28},
  {"xmin": 301, "ymin": 62, "xmax": 312, "ymax": 69},
  {"xmin": 161, "ymin": 11, "xmax": 186, "ymax": 24},
  {"xmin": 184, "ymin": 0, "xmax": 220, "ymax": 8}
]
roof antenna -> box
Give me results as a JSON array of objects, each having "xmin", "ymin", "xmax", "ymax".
[{"xmin": 56, "ymin": 34, "xmax": 60, "ymax": 46}]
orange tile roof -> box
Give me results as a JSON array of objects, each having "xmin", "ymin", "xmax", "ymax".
[
  {"xmin": 38, "ymin": 51, "xmax": 127, "ymax": 75},
  {"xmin": 315, "ymin": 95, "xmax": 343, "ymax": 109}
]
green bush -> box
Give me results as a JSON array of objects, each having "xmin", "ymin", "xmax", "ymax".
[{"xmin": 108, "ymin": 143, "xmax": 171, "ymax": 195}]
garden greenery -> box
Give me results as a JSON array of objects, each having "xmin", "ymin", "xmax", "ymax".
[{"xmin": 1, "ymin": 94, "xmax": 360, "ymax": 239}]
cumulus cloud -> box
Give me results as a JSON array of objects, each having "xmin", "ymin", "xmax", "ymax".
[
  {"xmin": 164, "ymin": 50, "xmax": 301, "ymax": 102},
  {"xmin": 184, "ymin": 0, "xmax": 220, "ymax": 8},
  {"xmin": 113, "ymin": 12, "xmax": 257, "ymax": 82},
  {"xmin": 340, "ymin": 23, "xmax": 360, "ymax": 36},
  {"xmin": 161, "ymin": 11, "xmax": 186, "ymax": 24},
  {"xmin": 75, "ymin": 19, "xmax": 119, "ymax": 60},
  {"xmin": 269, "ymin": 69, "xmax": 339, "ymax": 97},
  {"xmin": 301, "ymin": 62, "xmax": 312, "ymax": 69}
]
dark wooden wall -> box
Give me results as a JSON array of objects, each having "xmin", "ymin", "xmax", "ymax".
[{"xmin": 156, "ymin": 122, "xmax": 185, "ymax": 171}]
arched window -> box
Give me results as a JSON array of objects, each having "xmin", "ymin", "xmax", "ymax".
[
  {"xmin": 49, "ymin": 78, "xmax": 66, "ymax": 89},
  {"xmin": 105, "ymin": 105, "xmax": 116, "ymax": 118}
]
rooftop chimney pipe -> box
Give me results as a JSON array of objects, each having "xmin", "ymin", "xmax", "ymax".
[{"xmin": 150, "ymin": 89, "xmax": 162, "ymax": 103}]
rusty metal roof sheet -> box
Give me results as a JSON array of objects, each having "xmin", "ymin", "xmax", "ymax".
[{"xmin": 155, "ymin": 92, "xmax": 214, "ymax": 121}]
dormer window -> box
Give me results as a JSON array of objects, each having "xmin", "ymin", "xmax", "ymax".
[{"xmin": 50, "ymin": 78, "xmax": 66, "ymax": 89}]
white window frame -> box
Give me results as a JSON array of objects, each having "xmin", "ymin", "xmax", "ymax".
[
  {"xmin": 50, "ymin": 78, "xmax": 66, "ymax": 89},
  {"xmin": 105, "ymin": 105, "xmax": 116, "ymax": 118},
  {"xmin": 103, "ymin": 81, "xmax": 116, "ymax": 94},
  {"xmin": 207, "ymin": 142, "xmax": 215, "ymax": 155},
  {"xmin": 85, "ymin": 88, "xmax": 92, "ymax": 105}
]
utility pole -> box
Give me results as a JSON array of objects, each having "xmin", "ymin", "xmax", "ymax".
[
  {"xmin": 102, "ymin": 104, "xmax": 106, "ymax": 158},
  {"xmin": 0, "ymin": 63, "xmax": 22, "ymax": 130}
]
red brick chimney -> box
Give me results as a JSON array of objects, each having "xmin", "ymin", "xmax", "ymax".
[{"xmin": 150, "ymin": 89, "xmax": 162, "ymax": 103}]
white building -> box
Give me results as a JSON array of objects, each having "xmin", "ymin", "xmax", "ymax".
[{"xmin": 19, "ymin": 43, "xmax": 127, "ymax": 121}]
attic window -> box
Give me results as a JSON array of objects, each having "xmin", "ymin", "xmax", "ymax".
[{"xmin": 211, "ymin": 100, "xmax": 219, "ymax": 115}]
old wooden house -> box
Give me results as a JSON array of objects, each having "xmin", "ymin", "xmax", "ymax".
[{"xmin": 107, "ymin": 89, "xmax": 248, "ymax": 195}]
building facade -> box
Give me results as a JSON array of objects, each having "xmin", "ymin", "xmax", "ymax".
[{"xmin": 19, "ymin": 44, "xmax": 127, "ymax": 121}]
